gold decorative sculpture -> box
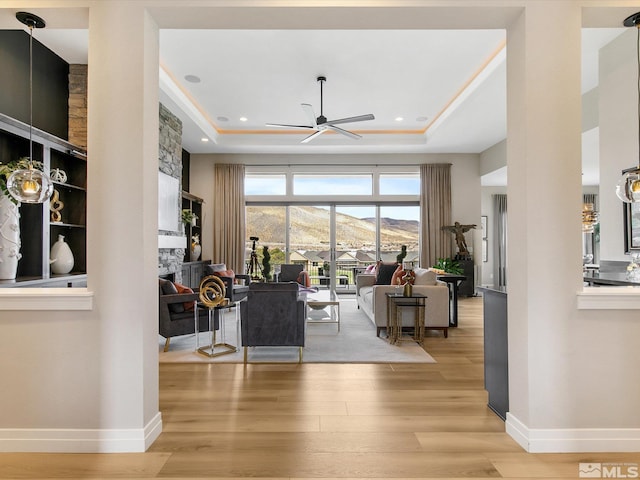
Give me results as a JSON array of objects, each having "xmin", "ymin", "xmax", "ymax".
[
  {"xmin": 198, "ymin": 275, "xmax": 227, "ymax": 308},
  {"xmin": 49, "ymin": 188, "xmax": 64, "ymax": 223}
]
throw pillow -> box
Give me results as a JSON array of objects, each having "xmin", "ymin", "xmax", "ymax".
[
  {"xmin": 297, "ymin": 270, "xmax": 311, "ymax": 287},
  {"xmin": 205, "ymin": 263, "xmax": 228, "ymax": 277},
  {"xmin": 174, "ymin": 282, "xmax": 195, "ymax": 312},
  {"xmin": 375, "ymin": 262, "xmax": 398, "ymax": 285},
  {"xmin": 365, "ymin": 264, "xmax": 376, "ymax": 274},
  {"xmin": 160, "ymin": 279, "xmax": 184, "ymax": 314},
  {"xmin": 213, "ymin": 269, "xmax": 235, "ymax": 280},
  {"xmin": 414, "ymin": 267, "xmax": 438, "ymax": 286},
  {"xmin": 390, "ymin": 265, "xmax": 404, "ymax": 285},
  {"xmin": 391, "ymin": 265, "xmax": 416, "ymax": 286}
]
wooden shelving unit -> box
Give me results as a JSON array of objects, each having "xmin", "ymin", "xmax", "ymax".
[
  {"xmin": 180, "ymin": 190, "xmax": 207, "ymax": 289},
  {"xmin": 181, "ymin": 190, "xmax": 203, "ymax": 264},
  {"xmin": 0, "ymin": 113, "xmax": 87, "ymax": 288}
]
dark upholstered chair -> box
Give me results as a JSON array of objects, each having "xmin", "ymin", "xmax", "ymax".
[
  {"xmin": 277, "ymin": 264, "xmax": 310, "ymax": 286},
  {"xmin": 158, "ymin": 278, "xmax": 218, "ymax": 352},
  {"xmin": 204, "ymin": 263, "xmax": 251, "ymax": 303},
  {"xmin": 240, "ymin": 282, "xmax": 307, "ymax": 363}
]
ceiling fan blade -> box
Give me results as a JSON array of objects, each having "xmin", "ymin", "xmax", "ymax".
[
  {"xmin": 265, "ymin": 122, "xmax": 315, "ymax": 129},
  {"xmin": 300, "ymin": 129, "xmax": 326, "ymax": 144},
  {"xmin": 325, "ymin": 113, "xmax": 375, "ymax": 126},
  {"xmin": 327, "ymin": 125, "xmax": 362, "ymax": 140},
  {"xmin": 301, "ymin": 103, "xmax": 318, "ymax": 129}
]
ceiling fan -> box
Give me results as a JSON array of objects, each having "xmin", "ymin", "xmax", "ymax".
[{"xmin": 266, "ymin": 76, "xmax": 375, "ymax": 143}]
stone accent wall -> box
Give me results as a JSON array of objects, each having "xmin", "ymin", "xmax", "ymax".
[
  {"xmin": 159, "ymin": 103, "xmax": 183, "ymax": 177},
  {"xmin": 158, "ymin": 103, "xmax": 185, "ymax": 282},
  {"xmin": 68, "ymin": 64, "xmax": 87, "ymax": 149}
]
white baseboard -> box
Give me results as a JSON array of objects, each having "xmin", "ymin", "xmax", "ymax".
[
  {"xmin": 0, "ymin": 412, "xmax": 162, "ymax": 453},
  {"xmin": 506, "ymin": 413, "xmax": 640, "ymax": 452}
]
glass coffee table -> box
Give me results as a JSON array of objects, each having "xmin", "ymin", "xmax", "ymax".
[{"xmin": 306, "ymin": 290, "xmax": 340, "ymax": 332}]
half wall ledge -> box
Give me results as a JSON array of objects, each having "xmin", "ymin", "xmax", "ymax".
[
  {"xmin": 577, "ymin": 287, "xmax": 640, "ymax": 310},
  {"xmin": 0, "ymin": 288, "xmax": 93, "ymax": 310}
]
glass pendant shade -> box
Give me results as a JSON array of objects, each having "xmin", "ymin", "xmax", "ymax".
[
  {"xmin": 7, "ymin": 166, "xmax": 54, "ymax": 203},
  {"xmin": 619, "ymin": 13, "xmax": 640, "ymax": 203},
  {"xmin": 615, "ymin": 169, "xmax": 640, "ymax": 203}
]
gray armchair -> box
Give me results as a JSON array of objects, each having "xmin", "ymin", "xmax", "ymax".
[
  {"xmin": 158, "ymin": 278, "xmax": 218, "ymax": 352},
  {"xmin": 204, "ymin": 263, "xmax": 251, "ymax": 303},
  {"xmin": 277, "ymin": 263, "xmax": 310, "ymax": 286},
  {"xmin": 240, "ymin": 282, "xmax": 307, "ymax": 363}
]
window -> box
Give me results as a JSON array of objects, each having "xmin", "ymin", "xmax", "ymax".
[
  {"xmin": 379, "ymin": 174, "xmax": 420, "ymax": 195},
  {"xmin": 245, "ymin": 174, "xmax": 286, "ymax": 195},
  {"xmin": 293, "ymin": 174, "xmax": 372, "ymax": 195}
]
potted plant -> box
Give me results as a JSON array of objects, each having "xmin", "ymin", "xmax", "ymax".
[
  {"xmin": 181, "ymin": 208, "xmax": 198, "ymax": 226},
  {"xmin": 432, "ymin": 257, "xmax": 463, "ymax": 275},
  {"xmin": 262, "ymin": 245, "xmax": 272, "ymax": 281}
]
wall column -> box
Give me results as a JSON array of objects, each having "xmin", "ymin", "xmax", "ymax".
[
  {"xmin": 87, "ymin": 1, "xmax": 161, "ymax": 449},
  {"xmin": 505, "ymin": 1, "xmax": 583, "ymax": 449}
]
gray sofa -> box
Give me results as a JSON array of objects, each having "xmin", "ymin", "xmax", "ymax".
[{"xmin": 356, "ymin": 268, "xmax": 450, "ymax": 338}]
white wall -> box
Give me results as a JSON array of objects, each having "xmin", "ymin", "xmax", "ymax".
[
  {"xmin": 189, "ymin": 157, "xmax": 215, "ymax": 263},
  {"xmin": 0, "ymin": 3, "xmax": 162, "ymax": 452},
  {"xmin": 599, "ymin": 29, "xmax": 636, "ymax": 262},
  {"xmin": 480, "ymin": 185, "xmax": 506, "ymax": 287}
]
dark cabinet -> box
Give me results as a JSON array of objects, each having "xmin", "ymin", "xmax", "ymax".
[
  {"xmin": 181, "ymin": 260, "xmax": 210, "ymax": 289},
  {"xmin": 479, "ymin": 287, "xmax": 509, "ymax": 420},
  {"xmin": 0, "ymin": 113, "xmax": 87, "ymax": 287},
  {"xmin": 457, "ymin": 258, "xmax": 475, "ymax": 296}
]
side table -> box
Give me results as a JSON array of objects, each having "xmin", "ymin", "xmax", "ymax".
[
  {"xmin": 194, "ymin": 301, "xmax": 239, "ymax": 357},
  {"xmin": 385, "ymin": 293, "xmax": 427, "ymax": 345}
]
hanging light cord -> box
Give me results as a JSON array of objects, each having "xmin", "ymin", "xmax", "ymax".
[
  {"xmin": 319, "ymin": 78, "xmax": 324, "ymax": 118},
  {"xmin": 637, "ymin": 25, "xmax": 640, "ymax": 170},
  {"xmin": 28, "ymin": 22, "xmax": 34, "ymax": 169}
]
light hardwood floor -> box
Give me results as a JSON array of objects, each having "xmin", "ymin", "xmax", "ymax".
[{"xmin": 1, "ymin": 296, "xmax": 638, "ymax": 478}]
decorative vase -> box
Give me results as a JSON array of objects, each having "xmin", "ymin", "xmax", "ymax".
[
  {"xmin": 190, "ymin": 243, "xmax": 201, "ymax": 262},
  {"xmin": 50, "ymin": 234, "xmax": 74, "ymax": 274},
  {"xmin": 402, "ymin": 269, "xmax": 415, "ymax": 297},
  {"xmin": 0, "ymin": 193, "xmax": 21, "ymax": 280}
]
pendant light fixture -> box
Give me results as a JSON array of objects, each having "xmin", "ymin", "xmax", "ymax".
[
  {"xmin": 6, "ymin": 12, "xmax": 53, "ymax": 204},
  {"xmin": 582, "ymin": 203, "xmax": 599, "ymax": 233}
]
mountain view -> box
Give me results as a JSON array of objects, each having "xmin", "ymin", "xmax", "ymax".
[{"xmin": 246, "ymin": 205, "xmax": 419, "ymax": 253}]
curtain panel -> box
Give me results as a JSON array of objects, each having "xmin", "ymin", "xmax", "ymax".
[
  {"xmin": 213, "ymin": 164, "xmax": 246, "ymax": 273},
  {"xmin": 420, "ymin": 163, "xmax": 452, "ymax": 268},
  {"xmin": 493, "ymin": 194, "xmax": 507, "ymax": 288}
]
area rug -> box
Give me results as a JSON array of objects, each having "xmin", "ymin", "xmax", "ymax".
[{"xmin": 159, "ymin": 298, "xmax": 436, "ymax": 363}]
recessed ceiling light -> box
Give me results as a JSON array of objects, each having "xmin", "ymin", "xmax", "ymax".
[
  {"xmin": 239, "ymin": 117, "xmax": 248, "ymax": 122},
  {"xmin": 416, "ymin": 116, "xmax": 429, "ymax": 122},
  {"xmin": 184, "ymin": 74, "xmax": 201, "ymax": 83},
  {"xmin": 217, "ymin": 116, "xmax": 229, "ymax": 122},
  {"xmin": 201, "ymin": 137, "xmax": 209, "ymax": 142},
  {"xmin": 395, "ymin": 117, "xmax": 404, "ymax": 122}
]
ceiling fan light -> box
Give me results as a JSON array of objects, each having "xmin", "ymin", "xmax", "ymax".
[{"xmin": 7, "ymin": 167, "xmax": 54, "ymax": 203}]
